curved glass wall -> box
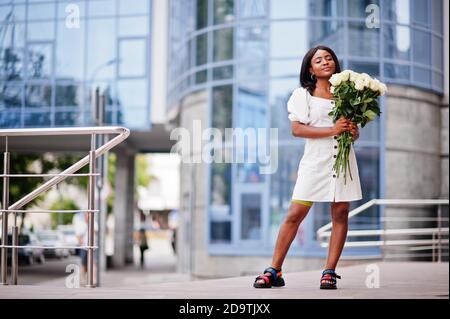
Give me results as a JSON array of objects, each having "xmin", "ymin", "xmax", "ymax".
[
  {"xmin": 168, "ymin": 0, "xmax": 443, "ymax": 255},
  {"xmin": 0, "ymin": 0, "xmax": 152, "ymax": 129}
]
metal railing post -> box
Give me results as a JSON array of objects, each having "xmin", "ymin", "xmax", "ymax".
[
  {"xmin": 1, "ymin": 139, "xmax": 10, "ymax": 285},
  {"xmin": 437, "ymin": 204, "xmax": 442, "ymax": 263},
  {"xmin": 87, "ymin": 134, "xmax": 96, "ymax": 288},
  {"xmin": 11, "ymin": 223, "xmax": 18, "ymax": 284}
]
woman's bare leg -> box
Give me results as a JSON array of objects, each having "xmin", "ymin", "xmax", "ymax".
[
  {"xmin": 255, "ymin": 202, "xmax": 312, "ymax": 284},
  {"xmin": 324, "ymin": 201, "xmax": 350, "ymax": 270}
]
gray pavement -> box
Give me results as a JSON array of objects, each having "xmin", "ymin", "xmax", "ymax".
[{"xmin": 0, "ymin": 262, "xmax": 448, "ymax": 299}]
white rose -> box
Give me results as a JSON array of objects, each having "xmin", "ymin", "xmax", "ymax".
[
  {"xmin": 361, "ymin": 73, "xmax": 371, "ymax": 88},
  {"xmin": 369, "ymin": 78, "xmax": 381, "ymax": 92},
  {"xmin": 329, "ymin": 73, "xmax": 342, "ymax": 86},
  {"xmin": 330, "ymin": 86, "xmax": 335, "ymax": 94},
  {"xmin": 349, "ymin": 70, "xmax": 359, "ymax": 82},
  {"xmin": 378, "ymin": 83, "xmax": 388, "ymax": 96},
  {"xmin": 340, "ymin": 70, "xmax": 351, "ymax": 81},
  {"xmin": 354, "ymin": 78, "xmax": 365, "ymax": 91}
]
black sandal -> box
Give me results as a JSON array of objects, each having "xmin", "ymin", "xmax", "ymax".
[
  {"xmin": 253, "ymin": 267, "xmax": 285, "ymax": 288},
  {"xmin": 320, "ymin": 269, "xmax": 341, "ymax": 289}
]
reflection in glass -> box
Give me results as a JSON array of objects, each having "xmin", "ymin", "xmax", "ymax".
[
  {"xmin": 0, "ymin": 109, "xmax": 21, "ymax": 128},
  {"xmin": 241, "ymin": 193, "xmax": 261, "ymax": 240},
  {"xmin": 118, "ymin": 0, "xmax": 149, "ymax": 15},
  {"xmin": 348, "ymin": 61, "xmax": 379, "ymax": 78},
  {"xmin": 56, "ymin": 21, "xmax": 84, "ymax": 81},
  {"xmin": 412, "ymin": 29, "xmax": 431, "ymax": 65},
  {"xmin": 118, "ymin": 107, "xmax": 148, "ymax": 128},
  {"xmin": 210, "ymin": 162, "xmax": 232, "ymax": 209},
  {"xmin": 210, "ymin": 221, "xmax": 231, "ymax": 243},
  {"xmin": 0, "ymin": 82, "xmax": 22, "ymax": 108},
  {"xmin": 382, "ymin": 0, "xmax": 409, "ymax": 24},
  {"xmin": 214, "ymin": 0, "xmax": 234, "ymax": 24},
  {"xmin": 117, "ymin": 79, "xmax": 147, "ymax": 107},
  {"xmin": 384, "ymin": 63, "xmax": 409, "ymax": 80},
  {"xmin": 27, "ymin": 22, "xmax": 54, "ymax": 41},
  {"xmin": 348, "ymin": 0, "xmax": 379, "ymax": 18},
  {"xmin": 88, "ymin": 0, "xmax": 116, "ymax": 17},
  {"xmin": 270, "ymin": 21, "xmax": 307, "ymax": 58},
  {"xmin": 55, "ymin": 82, "xmax": 82, "ymax": 107},
  {"xmin": 348, "ymin": 22, "xmax": 379, "ymax": 58},
  {"xmin": 212, "ymin": 85, "xmax": 232, "ymax": 141},
  {"xmin": 236, "ymin": 63, "xmax": 267, "ymax": 83},
  {"xmin": 25, "ymin": 83, "xmax": 51, "ymax": 107},
  {"xmin": 55, "ymin": 110, "xmax": 80, "ymax": 126},
  {"xmin": 308, "ymin": 20, "xmax": 344, "ymax": 56},
  {"xmin": 212, "ymin": 65, "xmax": 233, "ymax": 80},
  {"xmin": 432, "ymin": 35, "xmax": 443, "ymax": 70},
  {"xmin": 86, "ymin": 18, "xmax": 116, "ymax": 80},
  {"xmin": 57, "ymin": 1, "xmax": 85, "ymax": 19},
  {"xmin": 236, "ymin": 86, "xmax": 266, "ymax": 129},
  {"xmin": 213, "ymin": 28, "xmax": 233, "ymax": 62},
  {"xmin": 26, "ymin": 43, "xmax": 53, "ymax": 80},
  {"xmin": 196, "ymin": 33, "xmax": 208, "ymax": 66},
  {"xmin": 412, "ymin": 0, "xmax": 429, "ymax": 26},
  {"xmin": 28, "ymin": 3, "xmax": 56, "ymax": 20},
  {"xmin": 196, "ymin": 0, "xmax": 208, "ymax": 30},
  {"xmin": 310, "ymin": 0, "xmax": 344, "ymax": 17},
  {"xmin": 24, "ymin": 111, "xmax": 51, "ymax": 127},
  {"xmin": 237, "ymin": 25, "xmax": 268, "ymax": 62},
  {"xmin": 119, "ymin": 39, "xmax": 147, "ymax": 77},
  {"xmin": 413, "ymin": 66, "xmax": 431, "ymax": 85},
  {"xmin": 119, "ymin": 17, "xmax": 148, "ymax": 37},
  {"xmin": 270, "ymin": 59, "xmax": 301, "ymax": 78},
  {"xmin": 270, "ymin": 0, "xmax": 308, "ymax": 19},
  {"xmin": 383, "ymin": 24, "xmax": 410, "ymax": 60},
  {"xmin": 195, "ymin": 70, "xmax": 207, "ymax": 84},
  {"xmin": 237, "ymin": 163, "xmax": 264, "ymax": 183},
  {"xmin": 238, "ymin": 0, "xmax": 267, "ymax": 18}
]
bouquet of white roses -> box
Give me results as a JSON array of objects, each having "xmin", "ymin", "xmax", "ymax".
[{"xmin": 328, "ymin": 70, "xmax": 387, "ymax": 184}]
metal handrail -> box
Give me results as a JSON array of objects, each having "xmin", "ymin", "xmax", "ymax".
[
  {"xmin": 316, "ymin": 199, "xmax": 449, "ymax": 261},
  {"xmin": 0, "ymin": 126, "xmax": 129, "ymax": 288}
]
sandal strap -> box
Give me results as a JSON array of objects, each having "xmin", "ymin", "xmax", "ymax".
[
  {"xmin": 255, "ymin": 275, "xmax": 270, "ymax": 284},
  {"xmin": 264, "ymin": 267, "xmax": 281, "ymax": 280},
  {"xmin": 322, "ymin": 269, "xmax": 341, "ymax": 279}
]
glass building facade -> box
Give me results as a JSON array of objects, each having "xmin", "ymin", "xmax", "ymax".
[
  {"xmin": 0, "ymin": 0, "xmax": 152, "ymax": 129},
  {"xmin": 168, "ymin": 0, "xmax": 444, "ymax": 256}
]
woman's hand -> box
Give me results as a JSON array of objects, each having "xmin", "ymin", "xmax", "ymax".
[
  {"xmin": 332, "ymin": 117, "xmax": 351, "ymax": 135},
  {"xmin": 348, "ymin": 122, "xmax": 359, "ymax": 141}
]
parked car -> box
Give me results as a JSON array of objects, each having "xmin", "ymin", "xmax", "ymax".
[
  {"xmin": 3, "ymin": 233, "xmax": 45, "ymax": 265},
  {"xmin": 36, "ymin": 230, "xmax": 70, "ymax": 259},
  {"xmin": 57, "ymin": 225, "xmax": 78, "ymax": 255}
]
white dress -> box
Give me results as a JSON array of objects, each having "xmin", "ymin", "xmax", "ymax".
[{"xmin": 287, "ymin": 87, "xmax": 363, "ymax": 202}]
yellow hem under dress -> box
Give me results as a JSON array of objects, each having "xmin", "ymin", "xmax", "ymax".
[{"xmin": 291, "ymin": 199, "xmax": 313, "ymax": 207}]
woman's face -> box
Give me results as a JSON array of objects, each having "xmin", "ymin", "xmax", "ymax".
[{"xmin": 309, "ymin": 49, "xmax": 336, "ymax": 79}]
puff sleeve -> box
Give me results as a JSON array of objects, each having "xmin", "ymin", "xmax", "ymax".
[{"xmin": 287, "ymin": 87, "xmax": 310, "ymax": 125}]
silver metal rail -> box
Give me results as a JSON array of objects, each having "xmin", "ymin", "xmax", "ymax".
[
  {"xmin": 0, "ymin": 126, "xmax": 129, "ymax": 287},
  {"xmin": 316, "ymin": 199, "xmax": 449, "ymax": 261}
]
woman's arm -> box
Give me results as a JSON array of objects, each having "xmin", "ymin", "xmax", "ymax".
[
  {"xmin": 291, "ymin": 121, "xmax": 336, "ymax": 138},
  {"xmin": 291, "ymin": 117, "xmax": 349, "ymax": 138}
]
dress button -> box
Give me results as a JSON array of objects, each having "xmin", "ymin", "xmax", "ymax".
[
  {"xmin": 334, "ymin": 146, "xmax": 337, "ymax": 149},
  {"xmin": 333, "ymin": 136, "xmax": 337, "ymax": 139},
  {"xmin": 333, "ymin": 174, "xmax": 336, "ymax": 178},
  {"xmin": 333, "ymin": 155, "xmax": 337, "ymax": 158}
]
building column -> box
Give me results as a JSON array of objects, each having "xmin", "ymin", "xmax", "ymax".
[{"xmin": 113, "ymin": 147, "xmax": 136, "ymax": 268}]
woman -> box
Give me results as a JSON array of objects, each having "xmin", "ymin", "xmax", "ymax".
[{"xmin": 253, "ymin": 46, "xmax": 362, "ymax": 290}]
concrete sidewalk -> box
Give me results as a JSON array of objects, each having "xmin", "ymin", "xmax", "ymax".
[{"xmin": 0, "ymin": 262, "xmax": 448, "ymax": 299}]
